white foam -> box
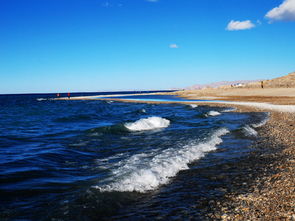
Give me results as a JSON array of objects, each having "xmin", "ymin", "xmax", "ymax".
[
  {"xmin": 197, "ymin": 101, "xmax": 295, "ymax": 113},
  {"xmin": 207, "ymin": 111, "xmax": 221, "ymax": 116},
  {"xmin": 95, "ymin": 153, "xmax": 127, "ymax": 170},
  {"xmin": 222, "ymin": 107, "xmax": 237, "ymax": 112},
  {"xmin": 95, "ymin": 128, "xmax": 229, "ymax": 193},
  {"xmin": 189, "ymin": 104, "xmax": 198, "ymax": 108},
  {"xmin": 251, "ymin": 112, "xmax": 270, "ymax": 128},
  {"xmin": 243, "ymin": 125, "xmax": 258, "ymax": 137},
  {"xmin": 37, "ymin": 98, "xmax": 47, "ymax": 101},
  {"xmin": 124, "ymin": 116, "xmax": 170, "ymax": 131}
]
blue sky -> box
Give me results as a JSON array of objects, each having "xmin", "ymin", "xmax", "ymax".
[{"xmin": 0, "ymin": 0, "xmax": 295, "ymax": 93}]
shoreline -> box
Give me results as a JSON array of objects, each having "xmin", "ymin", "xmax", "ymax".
[
  {"xmin": 55, "ymin": 90, "xmax": 295, "ymax": 219},
  {"xmin": 109, "ymin": 97, "xmax": 294, "ymax": 219},
  {"xmin": 167, "ymin": 91, "xmax": 295, "ymax": 220}
]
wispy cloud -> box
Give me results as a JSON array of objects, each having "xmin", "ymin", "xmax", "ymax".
[
  {"xmin": 101, "ymin": 1, "xmax": 111, "ymax": 7},
  {"xmin": 101, "ymin": 1, "xmax": 123, "ymax": 8},
  {"xmin": 265, "ymin": 0, "xmax": 295, "ymax": 21},
  {"xmin": 169, "ymin": 44, "xmax": 179, "ymax": 49},
  {"xmin": 226, "ymin": 20, "xmax": 255, "ymax": 31}
]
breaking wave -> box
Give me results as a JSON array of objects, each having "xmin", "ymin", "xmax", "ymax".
[
  {"xmin": 37, "ymin": 98, "xmax": 47, "ymax": 101},
  {"xmin": 95, "ymin": 128, "xmax": 229, "ymax": 193},
  {"xmin": 222, "ymin": 107, "xmax": 237, "ymax": 112},
  {"xmin": 206, "ymin": 111, "xmax": 221, "ymax": 116},
  {"xmin": 251, "ymin": 112, "xmax": 270, "ymax": 128},
  {"xmin": 243, "ymin": 125, "xmax": 258, "ymax": 137},
  {"xmin": 124, "ymin": 116, "xmax": 170, "ymax": 131},
  {"xmin": 189, "ymin": 104, "xmax": 198, "ymax": 108}
]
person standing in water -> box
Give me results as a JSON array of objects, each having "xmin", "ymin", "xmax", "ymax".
[{"xmin": 67, "ymin": 92, "xmax": 71, "ymax": 99}]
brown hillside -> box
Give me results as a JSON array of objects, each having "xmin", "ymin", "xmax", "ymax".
[{"xmin": 246, "ymin": 72, "xmax": 295, "ymax": 88}]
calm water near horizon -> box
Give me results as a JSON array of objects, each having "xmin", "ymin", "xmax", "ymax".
[
  {"xmin": 99, "ymin": 94, "xmax": 226, "ymax": 103},
  {"xmin": 0, "ymin": 92, "xmax": 269, "ymax": 220}
]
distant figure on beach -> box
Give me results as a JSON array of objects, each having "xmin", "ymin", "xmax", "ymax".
[
  {"xmin": 57, "ymin": 93, "xmax": 60, "ymax": 98},
  {"xmin": 67, "ymin": 92, "xmax": 70, "ymax": 99},
  {"xmin": 261, "ymin": 81, "xmax": 264, "ymax": 89}
]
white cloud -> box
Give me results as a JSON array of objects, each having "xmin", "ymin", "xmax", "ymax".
[
  {"xmin": 226, "ymin": 20, "xmax": 255, "ymax": 31},
  {"xmin": 169, "ymin": 44, "xmax": 179, "ymax": 48},
  {"xmin": 101, "ymin": 1, "xmax": 111, "ymax": 7},
  {"xmin": 265, "ymin": 0, "xmax": 295, "ymax": 21}
]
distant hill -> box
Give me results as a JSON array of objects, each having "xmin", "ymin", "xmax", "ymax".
[
  {"xmin": 186, "ymin": 79, "xmax": 260, "ymax": 90},
  {"xmin": 246, "ymin": 72, "xmax": 295, "ymax": 88},
  {"xmin": 185, "ymin": 71, "xmax": 295, "ymax": 90},
  {"xmin": 262, "ymin": 72, "xmax": 295, "ymax": 88}
]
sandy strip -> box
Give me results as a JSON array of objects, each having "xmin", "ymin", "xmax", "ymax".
[
  {"xmin": 55, "ymin": 90, "xmax": 295, "ymax": 113},
  {"xmin": 55, "ymin": 92, "xmax": 165, "ymax": 100},
  {"xmin": 95, "ymin": 97, "xmax": 295, "ymax": 113},
  {"xmin": 191, "ymin": 100, "xmax": 295, "ymax": 113}
]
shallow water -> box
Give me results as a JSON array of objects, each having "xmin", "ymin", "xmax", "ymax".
[
  {"xmin": 100, "ymin": 94, "xmax": 223, "ymax": 103},
  {"xmin": 0, "ymin": 93, "xmax": 269, "ymax": 220}
]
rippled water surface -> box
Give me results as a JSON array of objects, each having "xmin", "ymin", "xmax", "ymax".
[{"xmin": 0, "ymin": 93, "xmax": 268, "ymax": 220}]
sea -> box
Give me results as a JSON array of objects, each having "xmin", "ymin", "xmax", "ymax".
[{"xmin": 0, "ymin": 91, "xmax": 269, "ymax": 220}]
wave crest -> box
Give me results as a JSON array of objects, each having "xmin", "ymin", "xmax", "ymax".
[
  {"xmin": 189, "ymin": 104, "xmax": 198, "ymax": 108},
  {"xmin": 207, "ymin": 111, "xmax": 221, "ymax": 116},
  {"xmin": 243, "ymin": 125, "xmax": 258, "ymax": 137},
  {"xmin": 124, "ymin": 116, "xmax": 170, "ymax": 131},
  {"xmin": 95, "ymin": 128, "xmax": 229, "ymax": 193},
  {"xmin": 251, "ymin": 112, "xmax": 270, "ymax": 128},
  {"xmin": 222, "ymin": 107, "xmax": 237, "ymax": 112},
  {"xmin": 37, "ymin": 98, "xmax": 47, "ymax": 101}
]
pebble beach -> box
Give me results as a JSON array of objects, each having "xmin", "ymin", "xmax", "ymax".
[
  {"xmin": 174, "ymin": 88, "xmax": 295, "ymax": 220},
  {"xmin": 198, "ymin": 108, "xmax": 295, "ymax": 220}
]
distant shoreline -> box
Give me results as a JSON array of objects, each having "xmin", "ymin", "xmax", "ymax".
[{"xmin": 0, "ymin": 89, "xmax": 178, "ymax": 97}]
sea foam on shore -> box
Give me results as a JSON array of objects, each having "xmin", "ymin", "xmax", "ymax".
[{"xmin": 95, "ymin": 128, "xmax": 229, "ymax": 193}]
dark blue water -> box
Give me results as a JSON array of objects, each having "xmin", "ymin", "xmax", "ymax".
[
  {"xmin": 1, "ymin": 90, "xmax": 176, "ymax": 98},
  {"xmin": 0, "ymin": 93, "xmax": 268, "ymax": 220}
]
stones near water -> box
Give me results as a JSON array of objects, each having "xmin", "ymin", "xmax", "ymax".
[{"xmin": 202, "ymin": 110, "xmax": 295, "ymax": 220}]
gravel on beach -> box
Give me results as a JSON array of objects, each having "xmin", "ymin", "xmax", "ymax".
[{"xmin": 203, "ymin": 108, "xmax": 295, "ymax": 220}]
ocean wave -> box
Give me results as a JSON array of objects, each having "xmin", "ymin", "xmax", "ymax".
[
  {"xmin": 95, "ymin": 128, "xmax": 229, "ymax": 193},
  {"xmin": 124, "ymin": 116, "xmax": 170, "ymax": 132},
  {"xmin": 36, "ymin": 98, "xmax": 47, "ymax": 101},
  {"xmin": 55, "ymin": 114, "xmax": 93, "ymax": 123},
  {"xmin": 206, "ymin": 111, "xmax": 221, "ymax": 116},
  {"xmin": 87, "ymin": 124, "xmax": 127, "ymax": 136},
  {"xmin": 251, "ymin": 112, "xmax": 270, "ymax": 128},
  {"xmin": 243, "ymin": 125, "xmax": 258, "ymax": 137},
  {"xmin": 189, "ymin": 104, "xmax": 198, "ymax": 108}
]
